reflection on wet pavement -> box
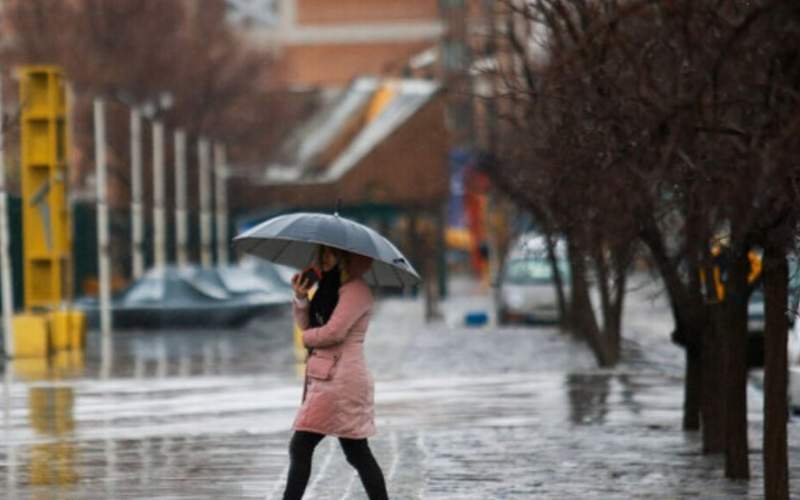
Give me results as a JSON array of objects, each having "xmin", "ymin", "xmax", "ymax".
[
  {"xmin": 567, "ymin": 373, "xmax": 611, "ymax": 425},
  {"xmin": 0, "ymin": 295, "xmax": 796, "ymax": 498},
  {"xmin": 1, "ymin": 312, "xmax": 300, "ymax": 499}
]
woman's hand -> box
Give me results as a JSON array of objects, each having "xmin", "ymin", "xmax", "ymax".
[{"xmin": 291, "ymin": 273, "xmax": 313, "ymax": 300}]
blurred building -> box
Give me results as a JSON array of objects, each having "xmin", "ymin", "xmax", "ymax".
[
  {"xmin": 226, "ymin": 0, "xmax": 448, "ymax": 87},
  {"xmin": 226, "ymin": 0, "xmax": 506, "ymax": 288},
  {"xmin": 254, "ymin": 77, "xmax": 446, "ymax": 205}
]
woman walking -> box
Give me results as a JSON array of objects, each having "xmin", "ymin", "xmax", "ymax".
[{"xmin": 283, "ymin": 244, "xmax": 389, "ymax": 500}]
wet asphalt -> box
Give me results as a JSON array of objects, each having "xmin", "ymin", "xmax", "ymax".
[{"xmin": 0, "ymin": 274, "xmax": 798, "ymax": 499}]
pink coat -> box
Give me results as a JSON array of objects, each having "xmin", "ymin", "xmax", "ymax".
[{"xmin": 292, "ymin": 278, "xmax": 376, "ymax": 439}]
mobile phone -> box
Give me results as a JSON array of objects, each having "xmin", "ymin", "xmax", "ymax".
[{"xmin": 301, "ymin": 268, "xmax": 320, "ymax": 286}]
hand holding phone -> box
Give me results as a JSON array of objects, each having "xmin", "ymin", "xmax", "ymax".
[
  {"xmin": 301, "ymin": 267, "xmax": 320, "ymax": 286},
  {"xmin": 292, "ymin": 267, "xmax": 319, "ymax": 299}
]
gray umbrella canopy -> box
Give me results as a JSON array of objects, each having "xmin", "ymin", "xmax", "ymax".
[{"xmin": 233, "ymin": 212, "xmax": 421, "ymax": 288}]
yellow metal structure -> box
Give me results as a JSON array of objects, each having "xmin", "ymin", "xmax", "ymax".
[
  {"xmin": 68, "ymin": 310, "xmax": 86, "ymax": 349},
  {"xmin": 49, "ymin": 310, "xmax": 74, "ymax": 351},
  {"xmin": 19, "ymin": 66, "xmax": 71, "ymax": 310},
  {"xmin": 12, "ymin": 66, "xmax": 86, "ymax": 358},
  {"xmin": 11, "ymin": 313, "xmax": 50, "ymax": 357}
]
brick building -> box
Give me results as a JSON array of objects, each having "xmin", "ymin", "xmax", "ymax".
[
  {"xmin": 226, "ymin": 0, "xmax": 490, "ymax": 85},
  {"xmin": 226, "ymin": 0, "xmax": 494, "ymax": 291},
  {"xmin": 227, "ymin": 0, "xmax": 448, "ymax": 87}
]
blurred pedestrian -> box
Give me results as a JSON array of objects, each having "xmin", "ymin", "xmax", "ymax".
[{"xmin": 283, "ymin": 244, "xmax": 389, "ymax": 500}]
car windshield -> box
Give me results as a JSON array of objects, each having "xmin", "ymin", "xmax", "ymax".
[{"xmin": 504, "ymin": 258, "xmax": 568, "ymax": 285}]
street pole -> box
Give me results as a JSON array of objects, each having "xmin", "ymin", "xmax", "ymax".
[
  {"xmin": 0, "ymin": 79, "xmax": 14, "ymax": 357},
  {"xmin": 130, "ymin": 108, "xmax": 144, "ymax": 279},
  {"xmin": 174, "ymin": 130, "xmax": 188, "ymax": 268},
  {"xmin": 198, "ymin": 138, "xmax": 212, "ymax": 268},
  {"xmin": 93, "ymin": 98, "xmax": 112, "ymax": 337},
  {"xmin": 152, "ymin": 121, "xmax": 166, "ymax": 270},
  {"xmin": 439, "ymin": 0, "xmax": 473, "ymax": 300},
  {"xmin": 214, "ymin": 143, "xmax": 229, "ymax": 266}
]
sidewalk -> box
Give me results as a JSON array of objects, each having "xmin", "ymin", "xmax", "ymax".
[{"xmin": 0, "ymin": 274, "xmax": 796, "ymax": 498}]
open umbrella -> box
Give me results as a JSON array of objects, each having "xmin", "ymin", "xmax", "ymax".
[{"xmin": 233, "ymin": 212, "xmax": 421, "ymax": 288}]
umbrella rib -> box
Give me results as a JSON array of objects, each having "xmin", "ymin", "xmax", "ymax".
[
  {"xmin": 390, "ymin": 263, "xmax": 405, "ymax": 288},
  {"xmin": 246, "ymin": 238, "xmax": 260, "ymax": 257},
  {"xmin": 271, "ymin": 239, "xmax": 295, "ymax": 263},
  {"xmin": 238, "ymin": 238, "xmax": 256, "ymax": 259},
  {"xmin": 369, "ymin": 262, "xmax": 379, "ymax": 287}
]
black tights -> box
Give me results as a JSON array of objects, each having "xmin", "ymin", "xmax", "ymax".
[{"xmin": 282, "ymin": 431, "xmax": 388, "ymax": 500}]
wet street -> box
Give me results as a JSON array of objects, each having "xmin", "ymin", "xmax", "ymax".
[{"xmin": 1, "ymin": 275, "xmax": 799, "ymax": 499}]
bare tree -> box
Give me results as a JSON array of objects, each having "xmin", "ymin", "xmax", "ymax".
[
  {"xmin": 483, "ymin": 1, "xmax": 800, "ymax": 492},
  {"xmin": 1, "ymin": 0, "xmax": 299, "ymax": 207}
]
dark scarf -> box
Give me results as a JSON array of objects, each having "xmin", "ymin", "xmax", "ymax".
[{"xmin": 309, "ymin": 265, "xmax": 341, "ymax": 327}]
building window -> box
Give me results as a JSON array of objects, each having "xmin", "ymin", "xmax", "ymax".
[{"xmin": 226, "ymin": 0, "xmax": 281, "ymax": 28}]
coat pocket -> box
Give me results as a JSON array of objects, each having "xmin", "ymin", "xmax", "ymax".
[{"xmin": 307, "ymin": 351, "xmax": 339, "ymax": 380}]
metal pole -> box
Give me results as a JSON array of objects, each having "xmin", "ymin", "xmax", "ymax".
[
  {"xmin": 130, "ymin": 108, "xmax": 144, "ymax": 279},
  {"xmin": 174, "ymin": 130, "xmax": 188, "ymax": 267},
  {"xmin": 94, "ymin": 98, "xmax": 112, "ymax": 337},
  {"xmin": 214, "ymin": 143, "xmax": 229, "ymax": 266},
  {"xmin": 0, "ymin": 79, "xmax": 14, "ymax": 357},
  {"xmin": 152, "ymin": 121, "xmax": 166, "ymax": 269},
  {"xmin": 198, "ymin": 138, "xmax": 212, "ymax": 268}
]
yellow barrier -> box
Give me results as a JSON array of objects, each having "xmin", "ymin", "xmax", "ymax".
[
  {"xmin": 9, "ymin": 309, "xmax": 86, "ymax": 359},
  {"xmin": 11, "ymin": 314, "xmax": 50, "ymax": 358},
  {"xmin": 49, "ymin": 311, "xmax": 71, "ymax": 351},
  {"xmin": 12, "ymin": 357, "xmax": 50, "ymax": 381},
  {"xmin": 48, "ymin": 309, "xmax": 86, "ymax": 351},
  {"xmin": 68, "ymin": 310, "xmax": 86, "ymax": 349}
]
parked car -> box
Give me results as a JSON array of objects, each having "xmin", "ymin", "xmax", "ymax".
[
  {"xmin": 494, "ymin": 233, "xmax": 570, "ymax": 325},
  {"xmin": 76, "ymin": 263, "xmax": 292, "ymax": 329},
  {"xmin": 746, "ymin": 255, "xmax": 800, "ymax": 367},
  {"xmin": 789, "ymin": 320, "xmax": 800, "ymax": 414},
  {"xmin": 743, "ymin": 256, "xmax": 800, "ymax": 411}
]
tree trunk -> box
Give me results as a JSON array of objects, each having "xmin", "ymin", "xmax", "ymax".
[
  {"xmin": 724, "ymin": 248, "xmax": 750, "ymax": 479},
  {"xmin": 684, "ymin": 340, "xmax": 702, "ymax": 431},
  {"xmin": 604, "ymin": 246, "xmax": 628, "ymax": 366},
  {"xmin": 762, "ymin": 238, "xmax": 789, "ymax": 499},
  {"xmin": 544, "ymin": 230, "xmax": 569, "ymax": 327},
  {"xmin": 702, "ymin": 302, "xmax": 727, "ymax": 452},
  {"xmin": 566, "ymin": 235, "xmax": 609, "ymax": 366},
  {"xmin": 592, "ymin": 240, "xmax": 617, "ymax": 364},
  {"xmin": 639, "ymin": 216, "xmax": 703, "ymax": 429},
  {"xmin": 683, "ymin": 236, "xmax": 705, "ymax": 432}
]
